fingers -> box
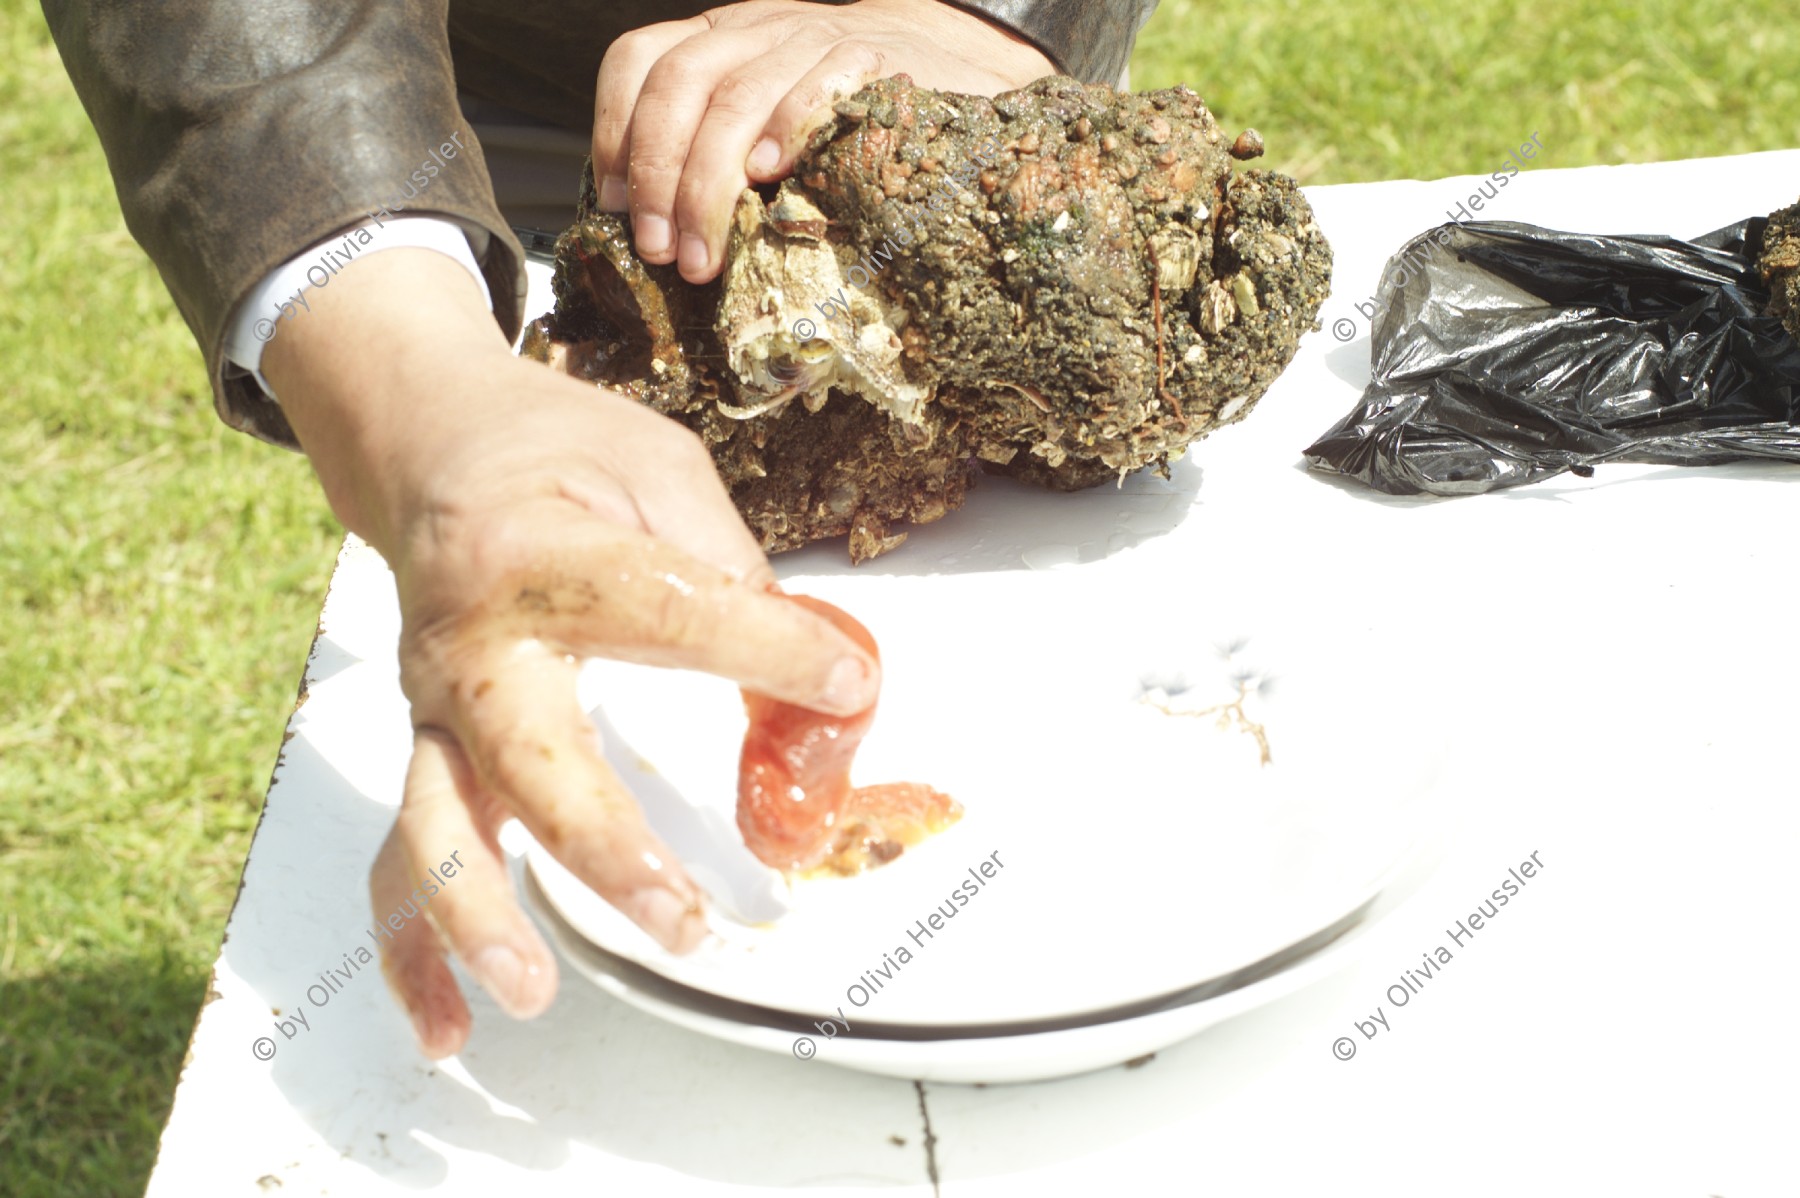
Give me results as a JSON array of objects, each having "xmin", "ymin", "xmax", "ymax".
[
  {"xmin": 669, "ymin": 48, "xmax": 816, "ymax": 280},
  {"xmin": 623, "ymin": 26, "xmax": 778, "ymax": 278},
  {"xmin": 446, "ymin": 517, "xmax": 877, "ymax": 713},
  {"xmin": 370, "ymin": 822, "xmax": 470, "ymax": 1057},
  {"xmin": 443, "ymin": 645, "xmax": 710, "ymax": 953},
  {"xmin": 373, "ymin": 730, "xmax": 560, "ymax": 1057},
  {"xmin": 591, "ymin": 2, "xmax": 1051, "ymax": 276},
  {"xmin": 747, "ymin": 41, "xmax": 890, "ymax": 185},
  {"xmin": 592, "ymin": 17, "xmax": 707, "ymax": 215},
  {"xmin": 400, "ymin": 729, "xmax": 562, "ymax": 1012}
]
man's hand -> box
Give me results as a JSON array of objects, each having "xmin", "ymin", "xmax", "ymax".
[
  {"xmin": 264, "ymin": 248, "xmax": 880, "ymax": 1055},
  {"xmin": 592, "ymin": 0, "xmax": 1056, "ymax": 283}
]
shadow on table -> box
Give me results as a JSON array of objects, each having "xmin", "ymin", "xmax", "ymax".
[
  {"xmin": 434, "ymin": 951, "xmax": 1365, "ymax": 1188},
  {"xmin": 772, "ymin": 457, "xmax": 1205, "ymax": 579},
  {"xmin": 1321, "ymin": 334, "xmax": 1373, "ymax": 392},
  {"xmin": 1295, "ymin": 451, "xmax": 1800, "ymax": 505},
  {"xmin": 237, "ymin": 650, "xmax": 1369, "ymax": 1191}
]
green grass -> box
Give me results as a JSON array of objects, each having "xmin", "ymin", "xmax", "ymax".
[
  {"xmin": 1, "ymin": 0, "xmax": 1795, "ymax": 1193},
  {"xmin": 1133, "ymin": 0, "xmax": 1800, "ymax": 184},
  {"xmin": 0, "ymin": 4, "xmax": 341, "ymax": 1193}
]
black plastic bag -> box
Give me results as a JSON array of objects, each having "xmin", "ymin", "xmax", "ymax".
[{"xmin": 1304, "ymin": 218, "xmax": 1800, "ymax": 495}]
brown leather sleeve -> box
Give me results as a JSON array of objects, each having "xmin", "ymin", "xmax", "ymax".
[
  {"xmin": 40, "ymin": 0, "xmax": 528, "ymax": 449},
  {"xmin": 939, "ymin": 0, "xmax": 1161, "ymax": 85}
]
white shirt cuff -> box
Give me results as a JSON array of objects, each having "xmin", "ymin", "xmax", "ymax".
[{"xmin": 223, "ymin": 216, "xmax": 493, "ymax": 403}]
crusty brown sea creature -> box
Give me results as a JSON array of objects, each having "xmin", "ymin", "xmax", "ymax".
[
  {"xmin": 1759, "ymin": 199, "xmax": 1800, "ymax": 346},
  {"xmin": 523, "ymin": 74, "xmax": 1332, "ymax": 561}
]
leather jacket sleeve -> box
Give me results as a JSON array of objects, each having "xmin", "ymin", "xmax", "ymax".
[
  {"xmin": 40, "ymin": 0, "xmax": 527, "ymax": 450},
  {"xmin": 945, "ymin": 0, "xmax": 1161, "ymax": 85},
  {"xmin": 41, "ymin": 0, "xmax": 1154, "ymax": 451}
]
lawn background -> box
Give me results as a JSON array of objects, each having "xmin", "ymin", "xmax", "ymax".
[{"xmin": 1, "ymin": 0, "xmax": 1795, "ymax": 1193}]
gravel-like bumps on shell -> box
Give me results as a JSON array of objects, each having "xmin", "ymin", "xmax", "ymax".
[
  {"xmin": 1759, "ymin": 199, "xmax": 1800, "ymax": 346},
  {"xmin": 523, "ymin": 74, "xmax": 1331, "ymax": 560}
]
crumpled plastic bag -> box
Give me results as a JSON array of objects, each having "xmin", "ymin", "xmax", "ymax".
[{"xmin": 1304, "ymin": 217, "xmax": 1800, "ymax": 495}]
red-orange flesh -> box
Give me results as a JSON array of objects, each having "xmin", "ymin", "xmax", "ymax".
[{"xmin": 736, "ymin": 594, "xmax": 961, "ymax": 876}]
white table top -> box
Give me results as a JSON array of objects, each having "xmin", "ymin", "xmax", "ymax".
[{"xmin": 148, "ymin": 149, "xmax": 1800, "ymax": 1197}]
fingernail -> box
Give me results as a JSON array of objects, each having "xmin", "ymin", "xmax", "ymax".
[
  {"xmin": 747, "ymin": 137, "xmax": 780, "ymax": 176},
  {"xmin": 598, "ymin": 174, "xmax": 628, "ymax": 211},
  {"xmin": 471, "ymin": 945, "xmax": 535, "ymax": 1016},
  {"xmin": 635, "ymin": 213, "xmax": 670, "ymax": 257},
  {"xmin": 627, "ymin": 885, "xmax": 707, "ymax": 953},
  {"xmin": 678, "ymin": 232, "xmax": 709, "ymax": 275},
  {"xmin": 823, "ymin": 655, "xmax": 877, "ymax": 713}
]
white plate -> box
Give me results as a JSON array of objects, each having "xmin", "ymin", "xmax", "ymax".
[
  {"xmin": 525, "ymin": 503, "xmax": 1448, "ymax": 1029},
  {"xmin": 525, "ymin": 857, "xmax": 1402, "ymax": 1084}
]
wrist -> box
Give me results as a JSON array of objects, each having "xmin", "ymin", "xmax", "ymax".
[
  {"xmin": 262, "ymin": 248, "xmax": 516, "ymax": 555},
  {"xmin": 892, "ymin": 0, "xmax": 1058, "ymax": 85}
]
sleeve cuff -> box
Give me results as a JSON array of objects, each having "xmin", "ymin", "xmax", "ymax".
[
  {"xmin": 222, "ymin": 216, "xmax": 493, "ymax": 403},
  {"xmin": 942, "ymin": 0, "xmax": 1158, "ymax": 87}
]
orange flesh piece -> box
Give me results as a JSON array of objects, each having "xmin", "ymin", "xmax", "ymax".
[{"xmin": 736, "ymin": 594, "xmax": 961, "ymax": 875}]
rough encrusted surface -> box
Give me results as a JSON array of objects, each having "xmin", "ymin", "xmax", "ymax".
[
  {"xmin": 523, "ymin": 74, "xmax": 1332, "ymax": 560},
  {"xmin": 1759, "ymin": 200, "xmax": 1800, "ymax": 346}
]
